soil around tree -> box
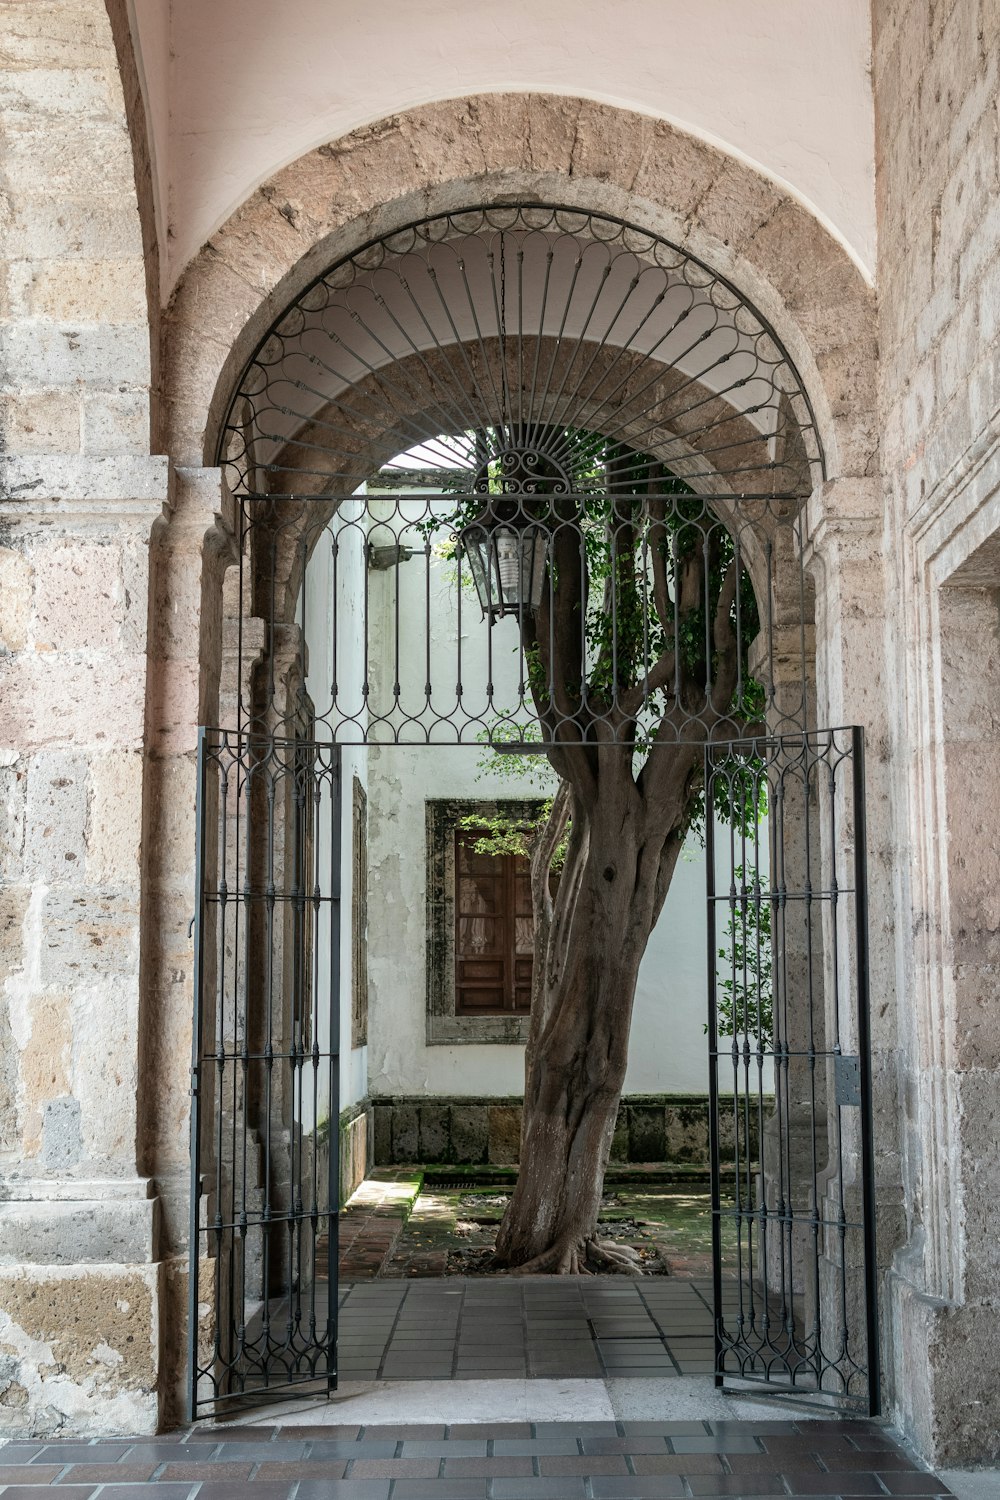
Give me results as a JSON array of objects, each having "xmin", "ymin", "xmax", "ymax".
[{"xmin": 365, "ymin": 1178, "xmax": 726, "ymax": 1279}]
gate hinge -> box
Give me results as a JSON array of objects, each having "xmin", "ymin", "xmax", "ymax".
[{"xmin": 835, "ymin": 1054, "xmax": 862, "ymax": 1107}]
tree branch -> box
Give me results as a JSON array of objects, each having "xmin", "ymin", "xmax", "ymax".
[
  {"xmin": 530, "ymin": 782, "xmax": 570, "ymax": 934},
  {"xmin": 646, "ymin": 495, "xmax": 672, "ymax": 635},
  {"xmin": 710, "ymin": 556, "xmax": 740, "ymax": 715},
  {"xmin": 618, "ymin": 649, "xmax": 677, "ymax": 717}
]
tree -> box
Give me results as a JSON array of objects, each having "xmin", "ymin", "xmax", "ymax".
[{"xmin": 443, "ymin": 435, "xmax": 764, "ymax": 1273}]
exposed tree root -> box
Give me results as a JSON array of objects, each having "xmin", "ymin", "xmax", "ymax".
[
  {"xmin": 584, "ymin": 1237, "xmax": 645, "ymax": 1273},
  {"xmin": 494, "ymin": 1235, "xmax": 646, "ymax": 1276},
  {"xmin": 494, "ymin": 1239, "xmax": 589, "ymax": 1275}
]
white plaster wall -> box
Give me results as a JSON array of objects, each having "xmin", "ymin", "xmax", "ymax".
[
  {"xmin": 303, "ymin": 503, "xmax": 368, "ymax": 1114},
  {"xmin": 130, "ymin": 0, "xmax": 875, "ymax": 292},
  {"xmin": 356, "ymin": 501, "xmax": 752, "ymax": 1098},
  {"xmin": 366, "ymin": 754, "xmax": 764, "ymax": 1099}
]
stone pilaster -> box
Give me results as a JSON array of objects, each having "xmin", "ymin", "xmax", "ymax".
[
  {"xmin": 804, "ymin": 477, "xmax": 905, "ymax": 1402},
  {"xmin": 138, "ymin": 466, "xmax": 237, "ymax": 1428},
  {"xmin": 0, "ymin": 455, "xmax": 169, "ymax": 1434}
]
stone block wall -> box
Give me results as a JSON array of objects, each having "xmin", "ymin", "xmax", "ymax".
[
  {"xmin": 0, "ymin": 0, "xmax": 172, "ymax": 1436},
  {"xmin": 0, "ymin": 0, "xmax": 153, "ymax": 461},
  {"xmin": 874, "ymin": 0, "xmax": 1000, "ymax": 1465},
  {"xmin": 371, "ymin": 1095, "xmax": 762, "ymax": 1168}
]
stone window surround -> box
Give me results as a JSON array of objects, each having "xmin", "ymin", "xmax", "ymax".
[{"xmin": 425, "ymin": 797, "xmax": 546, "ymax": 1044}]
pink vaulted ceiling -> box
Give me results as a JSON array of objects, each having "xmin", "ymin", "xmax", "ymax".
[{"xmin": 128, "ymin": 0, "xmax": 876, "ymax": 297}]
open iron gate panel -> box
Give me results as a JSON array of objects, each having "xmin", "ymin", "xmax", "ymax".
[
  {"xmin": 705, "ymin": 726, "xmax": 879, "ymax": 1415},
  {"xmin": 188, "ymin": 729, "xmax": 341, "ymax": 1417}
]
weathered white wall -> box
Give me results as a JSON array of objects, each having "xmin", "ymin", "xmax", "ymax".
[
  {"xmin": 302, "ymin": 504, "xmax": 368, "ymax": 1114},
  {"xmin": 130, "ymin": 0, "xmax": 875, "ymax": 292},
  {"xmin": 366, "ymin": 744, "xmax": 720, "ymax": 1099},
  {"xmin": 348, "ymin": 497, "xmax": 746, "ymax": 1099}
]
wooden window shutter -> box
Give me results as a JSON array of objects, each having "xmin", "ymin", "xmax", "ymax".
[
  {"xmin": 454, "ymin": 828, "xmax": 533, "ymax": 1015},
  {"xmin": 351, "ymin": 776, "xmax": 368, "ymax": 1047}
]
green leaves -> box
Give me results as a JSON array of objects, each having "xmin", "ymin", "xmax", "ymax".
[
  {"xmin": 711, "ymin": 863, "xmax": 773, "ymax": 1044},
  {"xmin": 457, "ymin": 801, "xmax": 570, "ymax": 874}
]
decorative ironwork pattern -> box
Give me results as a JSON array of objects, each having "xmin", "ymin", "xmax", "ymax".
[
  {"xmin": 216, "ymin": 205, "xmax": 824, "ymax": 749},
  {"xmin": 225, "ymin": 484, "xmax": 814, "ymax": 748},
  {"xmin": 705, "ymin": 727, "xmax": 879, "ymax": 1413},
  {"xmin": 220, "ymin": 205, "xmax": 823, "ymax": 501}
]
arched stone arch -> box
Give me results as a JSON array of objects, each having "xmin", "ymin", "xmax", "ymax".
[
  {"xmin": 162, "ymin": 95, "xmax": 875, "ymax": 490},
  {"xmin": 150, "ymin": 93, "xmax": 889, "ymax": 1432}
]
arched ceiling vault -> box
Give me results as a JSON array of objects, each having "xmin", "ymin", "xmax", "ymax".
[{"xmin": 161, "ymin": 97, "xmax": 877, "ymax": 488}]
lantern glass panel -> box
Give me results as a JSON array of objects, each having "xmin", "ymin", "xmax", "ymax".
[{"xmin": 461, "ymin": 521, "xmax": 548, "ymax": 619}]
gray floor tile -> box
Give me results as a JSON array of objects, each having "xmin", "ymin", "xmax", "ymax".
[
  {"xmin": 31, "ymin": 1448, "xmax": 132, "ymax": 1464},
  {"xmin": 305, "ymin": 1442, "xmax": 398, "ymax": 1460},
  {"xmin": 296, "ymin": 1484, "xmax": 390, "ymax": 1500},
  {"xmin": 390, "ymin": 1484, "xmax": 489, "ymax": 1499},
  {"xmin": 490, "ymin": 1482, "xmax": 587, "ymax": 1499},
  {"xmin": 670, "ymin": 1433, "xmax": 764, "ymax": 1453},
  {"xmin": 400, "ymin": 1441, "xmax": 487, "ymax": 1458},
  {"xmin": 588, "ymin": 1480, "xmax": 685, "ymax": 1498},
  {"xmin": 492, "ymin": 1440, "xmax": 582, "ymax": 1456}
]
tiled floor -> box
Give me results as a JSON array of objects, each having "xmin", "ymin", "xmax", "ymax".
[
  {"xmin": 0, "ymin": 1418, "xmax": 954, "ymax": 1497},
  {"xmin": 337, "ymin": 1278, "xmax": 718, "ymax": 1381}
]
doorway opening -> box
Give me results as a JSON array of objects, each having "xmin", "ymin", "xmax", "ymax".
[{"xmin": 188, "ymin": 205, "xmax": 877, "ymax": 1418}]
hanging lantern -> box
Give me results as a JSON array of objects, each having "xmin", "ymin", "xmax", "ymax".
[
  {"xmin": 460, "ymin": 517, "xmax": 549, "ymax": 620},
  {"xmin": 458, "ymin": 442, "xmax": 566, "ymax": 621}
]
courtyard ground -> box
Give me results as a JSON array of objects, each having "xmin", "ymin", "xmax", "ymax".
[{"xmin": 338, "ymin": 1169, "xmax": 723, "ymax": 1282}]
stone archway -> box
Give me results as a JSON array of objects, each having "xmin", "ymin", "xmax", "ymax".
[
  {"xmin": 162, "ymin": 95, "xmax": 875, "ymax": 485},
  {"xmin": 148, "ymin": 100, "xmax": 886, "ymax": 1426}
]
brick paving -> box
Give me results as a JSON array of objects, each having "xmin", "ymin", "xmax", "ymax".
[
  {"xmin": 337, "ymin": 1173, "xmax": 423, "ymax": 1280},
  {"xmin": 0, "ymin": 1420, "xmax": 953, "ymax": 1497},
  {"xmin": 336, "ymin": 1277, "xmax": 722, "ymax": 1381}
]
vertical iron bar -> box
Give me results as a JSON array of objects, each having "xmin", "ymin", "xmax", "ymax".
[
  {"xmin": 188, "ymin": 728, "xmax": 209, "ymax": 1420},
  {"xmin": 705, "ymin": 750, "xmax": 725, "ymax": 1388},
  {"xmin": 327, "ymin": 749, "xmax": 343, "ymax": 1391},
  {"xmin": 852, "ymin": 726, "xmax": 880, "ymax": 1417}
]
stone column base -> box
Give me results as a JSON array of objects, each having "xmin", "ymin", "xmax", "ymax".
[
  {"xmin": 0, "ymin": 1181, "xmax": 163, "ymax": 1436},
  {"xmin": 889, "ymin": 1264, "xmax": 1000, "ymax": 1466}
]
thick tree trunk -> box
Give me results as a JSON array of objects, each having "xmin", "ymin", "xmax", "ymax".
[
  {"xmin": 493, "ymin": 767, "xmax": 688, "ymax": 1272},
  {"xmin": 495, "ymin": 497, "xmax": 742, "ymax": 1271}
]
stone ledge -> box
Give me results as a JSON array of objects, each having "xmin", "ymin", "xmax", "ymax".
[
  {"xmin": 0, "ymin": 454, "xmax": 170, "ymax": 507},
  {"xmin": 337, "ymin": 1167, "xmax": 422, "ymax": 1279},
  {"xmin": 0, "ymin": 1195, "xmax": 160, "ymax": 1266},
  {"xmin": 0, "ymin": 1175, "xmax": 156, "ymax": 1202}
]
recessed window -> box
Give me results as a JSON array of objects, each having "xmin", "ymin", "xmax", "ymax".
[
  {"xmin": 425, "ymin": 798, "xmax": 545, "ymax": 1044},
  {"xmin": 455, "ymin": 828, "xmax": 533, "ymax": 1016}
]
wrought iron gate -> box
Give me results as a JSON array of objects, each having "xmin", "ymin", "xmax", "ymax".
[
  {"xmin": 189, "ymin": 729, "xmax": 341, "ymax": 1417},
  {"xmin": 705, "ymin": 727, "xmax": 879, "ymax": 1413}
]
